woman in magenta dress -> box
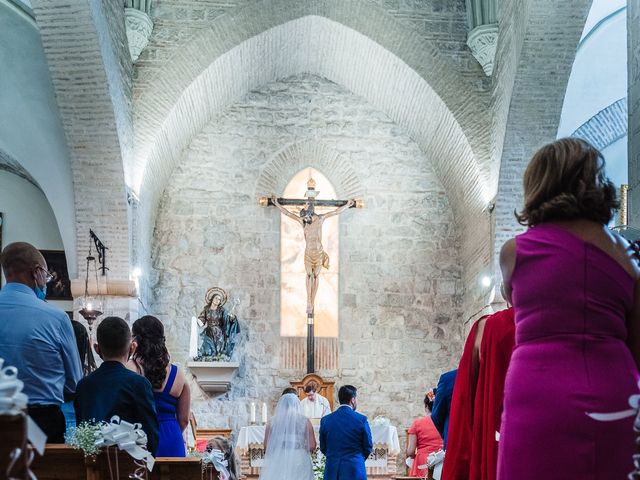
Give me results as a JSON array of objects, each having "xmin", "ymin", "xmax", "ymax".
[
  {"xmin": 498, "ymin": 138, "xmax": 640, "ymax": 479},
  {"xmin": 128, "ymin": 316, "xmax": 191, "ymax": 456},
  {"xmin": 406, "ymin": 390, "xmax": 443, "ymax": 477}
]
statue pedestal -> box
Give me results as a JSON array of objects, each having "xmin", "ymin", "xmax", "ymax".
[{"xmin": 187, "ymin": 361, "xmax": 239, "ymax": 393}]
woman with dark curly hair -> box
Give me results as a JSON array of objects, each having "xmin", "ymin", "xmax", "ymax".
[
  {"xmin": 127, "ymin": 315, "xmax": 191, "ymax": 456},
  {"xmin": 497, "ymin": 138, "xmax": 640, "ymax": 480},
  {"xmin": 406, "ymin": 389, "xmax": 442, "ymax": 477}
]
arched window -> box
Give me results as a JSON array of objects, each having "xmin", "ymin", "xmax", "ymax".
[{"xmin": 280, "ymin": 168, "xmax": 339, "ymax": 338}]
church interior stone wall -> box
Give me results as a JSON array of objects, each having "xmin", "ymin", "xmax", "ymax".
[
  {"xmin": 7, "ymin": 0, "xmax": 639, "ymax": 472},
  {"xmin": 150, "ymin": 74, "xmax": 464, "ymax": 439}
]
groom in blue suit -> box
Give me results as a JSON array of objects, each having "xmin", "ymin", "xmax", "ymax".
[{"xmin": 320, "ymin": 385, "xmax": 373, "ymax": 480}]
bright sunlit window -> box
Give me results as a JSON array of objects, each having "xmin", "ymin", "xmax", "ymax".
[{"xmin": 280, "ymin": 168, "xmax": 338, "ymax": 337}]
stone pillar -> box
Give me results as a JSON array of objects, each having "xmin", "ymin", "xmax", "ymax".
[
  {"xmin": 629, "ymin": 0, "xmax": 640, "ymax": 226},
  {"xmin": 125, "ymin": 1, "xmax": 153, "ymax": 62},
  {"xmin": 466, "ymin": 0, "xmax": 498, "ymax": 76}
]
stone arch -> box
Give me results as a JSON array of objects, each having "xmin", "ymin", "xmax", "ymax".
[
  {"xmin": 255, "ymin": 140, "xmax": 365, "ymax": 201},
  {"xmin": 30, "ymin": 0, "xmax": 132, "ymax": 278},
  {"xmin": 0, "ymin": 149, "xmax": 39, "ymax": 189},
  {"xmin": 1, "ymin": 2, "xmax": 80, "ymax": 277},
  {"xmin": 135, "ymin": 16, "xmax": 487, "ymax": 280},
  {"xmin": 132, "ymin": 0, "xmax": 488, "ymax": 191},
  {"xmin": 571, "ymin": 98, "xmax": 627, "ymax": 151},
  {"xmin": 493, "ymin": 0, "xmax": 593, "ymax": 271}
]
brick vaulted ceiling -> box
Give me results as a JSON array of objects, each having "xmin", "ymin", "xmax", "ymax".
[
  {"xmin": 131, "ymin": 1, "xmax": 492, "ymax": 234},
  {"xmin": 24, "ymin": 0, "xmax": 595, "ymax": 291}
]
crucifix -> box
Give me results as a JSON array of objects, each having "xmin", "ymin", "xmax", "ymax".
[{"xmin": 259, "ymin": 177, "xmax": 362, "ymax": 373}]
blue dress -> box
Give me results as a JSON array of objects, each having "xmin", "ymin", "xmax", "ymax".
[{"xmin": 154, "ymin": 364, "xmax": 185, "ymax": 457}]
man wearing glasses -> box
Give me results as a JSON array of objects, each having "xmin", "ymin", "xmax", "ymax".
[{"xmin": 0, "ymin": 242, "xmax": 82, "ymax": 442}]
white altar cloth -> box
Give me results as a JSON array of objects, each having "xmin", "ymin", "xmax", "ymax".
[{"xmin": 236, "ymin": 423, "xmax": 400, "ymax": 454}]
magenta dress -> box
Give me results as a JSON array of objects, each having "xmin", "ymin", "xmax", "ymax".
[{"xmin": 497, "ymin": 224, "xmax": 639, "ymax": 480}]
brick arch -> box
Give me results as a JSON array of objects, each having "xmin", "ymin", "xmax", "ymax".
[
  {"xmin": 135, "ymin": 16, "xmax": 489, "ymax": 273},
  {"xmin": 255, "ymin": 140, "xmax": 365, "ymax": 201},
  {"xmin": 30, "ymin": 0, "xmax": 132, "ymax": 279},
  {"xmin": 493, "ymin": 0, "xmax": 593, "ymax": 271},
  {"xmin": 132, "ymin": 0, "xmax": 489, "ymax": 194},
  {"xmin": 571, "ymin": 98, "xmax": 627, "ymax": 151},
  {"xmin": 0, "ymin": 149, "xmax": 39, "ymax": 189}
]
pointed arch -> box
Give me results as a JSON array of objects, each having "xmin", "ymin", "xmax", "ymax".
[{"xmin": 255, "ymin": 140, "xmax": 364, "ymax": 201}]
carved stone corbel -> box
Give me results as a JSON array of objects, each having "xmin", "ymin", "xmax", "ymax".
[{"xmin": 467, "ymin": 23, "xmax": 499, "ymax": 76}]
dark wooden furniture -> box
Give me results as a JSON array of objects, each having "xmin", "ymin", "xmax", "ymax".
[
  {"xmin": 0, "ymin": 414, "xmax": 29, "ymax": 480},
  {"xmin": 290, "ymin": 373, "xmax": 335, "ymax": 410},
  {"xmin": 29, "ymin": 444, "xmax": 217, "ymax": 480}
]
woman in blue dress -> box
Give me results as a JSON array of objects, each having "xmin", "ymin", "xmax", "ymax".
[{"xmin": 128, "ymin": 315, "xmax": 191, "ymax": 456}]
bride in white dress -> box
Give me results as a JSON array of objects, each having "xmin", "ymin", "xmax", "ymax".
[{"xmin": 259, "ymin": 393, "xmax": 316, "ymax": 480}]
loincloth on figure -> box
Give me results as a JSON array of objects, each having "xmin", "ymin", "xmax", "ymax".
[{"xmin": 304, "ymin": 249, "xmax": 330, "ymax": 271}]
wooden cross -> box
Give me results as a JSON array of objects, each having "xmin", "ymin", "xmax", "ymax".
[{"xmin": 259, "ymin": 179, "xmax": 362, "ymax": 373}]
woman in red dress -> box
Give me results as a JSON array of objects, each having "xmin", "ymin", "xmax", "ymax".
[{"xmin": 406, "ymin": 390, "xmax": 443, "ymax": 477}]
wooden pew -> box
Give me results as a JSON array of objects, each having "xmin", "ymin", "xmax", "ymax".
[
  {"xmin": 30, "ymin": 445, "xmax": 90, "ymax": 480},
  {"xmin": 30, "ymin": 445, "xmax": 218, "ymax": 480},
  {"xmin": 0, "ymin": 414, "xmax": 29, "ymax": 479}
]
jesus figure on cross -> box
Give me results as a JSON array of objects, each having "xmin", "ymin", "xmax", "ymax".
[{"xmin": 272, "ymin": 194, "xmax": 354, "ymax": 315}]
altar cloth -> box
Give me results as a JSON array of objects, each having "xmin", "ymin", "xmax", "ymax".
[{"xmin": 236, "ymin": 423, "xmax": 400, "ymax": 454}]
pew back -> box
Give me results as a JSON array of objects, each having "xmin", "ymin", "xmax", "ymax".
[{"xmin": 30, "ymin": 445, "xmax": 217, "ymax": 480}]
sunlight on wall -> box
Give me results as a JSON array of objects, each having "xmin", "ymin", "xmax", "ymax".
[{"xmin": 280, "ymin": 168, "xmax": 338, "ymax": 337}]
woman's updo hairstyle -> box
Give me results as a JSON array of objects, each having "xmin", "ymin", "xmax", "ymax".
[
  {"xmin": 424, "ymin": 388, "xmax": 436, "ymax": 412},
  {"xmin": 131, "ymin": 315, "xmax": 170, "ymax": 389},
  {"xmin": 516, "ymin": 138, "xmax": 618, "ymax": 227}
]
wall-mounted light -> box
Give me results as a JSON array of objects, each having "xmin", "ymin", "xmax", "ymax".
[{"xmin": 481, "ymin": 275, "xmax": 492, "ymax": 288}]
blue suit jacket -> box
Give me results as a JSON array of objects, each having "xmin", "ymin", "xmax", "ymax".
[
  {"xmin": 320, "ymin": 406, "xmax": 373, "ymax": 480},
  {"xmin": 74, "ymin": 361, "xmax": 159, "ymax": 454},
  {"xmin": 431, "ymin": 369, "xmax": 457, "ymax": 449}
]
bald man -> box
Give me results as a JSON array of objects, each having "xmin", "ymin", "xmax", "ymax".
[{"xmin": 0, "ymin": 242, "xmax": 82, "ymax": 442}]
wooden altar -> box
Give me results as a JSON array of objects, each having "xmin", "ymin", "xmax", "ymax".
[
  {"xmin": 290, "ymin": 373, "xmax": 335, "ymax": 410},
  {"xmin": 236, "ymin": 374, "xmax": 400, "ymax": 479}
]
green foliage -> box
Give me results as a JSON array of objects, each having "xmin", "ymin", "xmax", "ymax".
[
  {"xmin": 65, "ymin": 421, "xmax": 101, "ymax": 457},
  {"xmin": 193, "ymin": 353, "xmax": 230, "ymax": 362}
]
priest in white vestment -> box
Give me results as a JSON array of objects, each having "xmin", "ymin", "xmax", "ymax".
[{"xmin": 300, "ymin": 382, "xmax": 331, "ymax": 418}]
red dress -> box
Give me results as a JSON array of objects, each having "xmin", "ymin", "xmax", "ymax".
[
  {"xmin": 408, "ymin": 416, "xmax": 443, "ymax": 477},
  {"xmin": 442, "ymin": 307, "xmax": 515, "ymax": 480}
]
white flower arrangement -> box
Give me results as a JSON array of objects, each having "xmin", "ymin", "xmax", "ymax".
[
  {"xmin": 312, "ymin": 451, "xmax": 326, "ymax": 480},
  {"xmin": 65, "ymin": 421, "xmax": 102, "ymax": 457},
  {"xmin": 372, "ymin": 415, "xmax": 390, "ymax": 427},
  {"xmin": 65, "ymin": 416, "xmax": 155, "ymax": 479}
]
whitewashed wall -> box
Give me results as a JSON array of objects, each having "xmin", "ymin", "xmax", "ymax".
[{"xmin": 0, "ymin": 171, "xmax": 72, "ymax": 311}]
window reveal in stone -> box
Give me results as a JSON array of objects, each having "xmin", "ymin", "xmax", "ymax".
[{"xmin": 280, "ymin": 168, "xmax": 338, "ymax": 337}]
